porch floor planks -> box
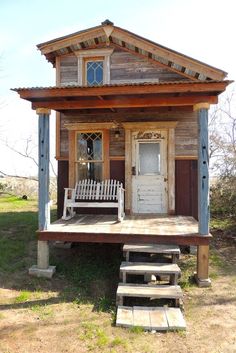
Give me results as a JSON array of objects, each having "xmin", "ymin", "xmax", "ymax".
[
  {"xmin": 47, "ymin": 214, "xmax": 198, "ymax": 235},
  {"xmin": 38, "ymin": 214, "xmax": 211, "ymax": 245},
  {"xmin": 116, "ymin": 306, "xmax": 186, "ymax": 331}
]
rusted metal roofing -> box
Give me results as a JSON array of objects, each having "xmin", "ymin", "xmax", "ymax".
[
  {"xmin": 12, "ymin": 80, "xmax": 232, "ymax": 92},
  {"xmin": 36, "ymin": 20, "xmax": 228, "ymax": 81},
  {"xmin": 37, "ymin": 24, "xmax": 102, "ymax": 48}
]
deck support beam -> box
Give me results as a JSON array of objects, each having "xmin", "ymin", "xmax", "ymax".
[
  {"xmin": 194, "ymin": 103, "xmax": 211, "ymax": 287},
  {"xmin": 29, "ymin": 108, "xmax": 56, "ymax": 278}
]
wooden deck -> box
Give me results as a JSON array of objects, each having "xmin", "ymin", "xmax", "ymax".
[{"xmin": 38, "ymin": 214, "xmax": 211, "ymax": 245}]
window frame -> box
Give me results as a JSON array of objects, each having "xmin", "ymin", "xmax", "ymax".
[
  {"xmin": 75, "ymin": 48, "xmax": 113, "ymax": 86},
  {"xmin": 84, "ymin": 57, "xmax": 104, "ymax": 86},
  {"xmin": 75, "ymin": 130, "xmax": 104, "ymax": 181},
  {"xmin": 72, "ymin": 129, "xmax": 110, "ymax": 183}
]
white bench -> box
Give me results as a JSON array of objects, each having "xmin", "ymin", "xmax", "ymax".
[{"xmin": 62, "ymin": 179, "xmax": 125, "ymax": 222}]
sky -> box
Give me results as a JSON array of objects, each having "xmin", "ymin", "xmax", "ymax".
[{"xmin": 0, "ymin": 0, "xmax": 235, "ymax": 176}]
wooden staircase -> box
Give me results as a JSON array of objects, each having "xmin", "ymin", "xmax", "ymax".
[{"xmin": 116, "ymin": 243, "xmax": 186, "ymax": 331}]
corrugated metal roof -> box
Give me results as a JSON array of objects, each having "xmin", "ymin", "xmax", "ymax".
[
  {"xmin": 12, "ymin": 80, "xmax": 231, "ymax": 92},
  {"xmin": 36, "ymin": 21, "xmax": 228, "ymax": 78}
]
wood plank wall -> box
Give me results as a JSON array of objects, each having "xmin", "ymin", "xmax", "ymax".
[
  {"xmin": 59, "ymin": 48, "xmax": 187, "ymax": 85},
  {"xmin": 110, "ymin": 129, "xmax": 125, "ymax": 156},
  {"xmin": 60, "ymin": 110, "xmax": 198, "ymax": 159},
  {"xmin": 57, "ymin": 159, "xmax": 198, "ymax": 218},
  {"xmin": 110, "ymin": 48, "xmax": 187, "ymax": 83},
  {"xmin": 57, "ymin": 48, "xmax": 197, "ymax": 218},
  {"xmin": 60, "ymin": 56, "xmax": 78, "ymax": 85}
]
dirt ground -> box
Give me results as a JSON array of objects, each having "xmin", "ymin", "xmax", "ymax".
[{"xmin": 0, "ymin": 231, "xmax": 236, "ymax": 353}]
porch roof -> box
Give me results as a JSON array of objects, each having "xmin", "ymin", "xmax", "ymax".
[{"xmin": 12, "ymin": 80, "xmax": 231, "ymax": 113}]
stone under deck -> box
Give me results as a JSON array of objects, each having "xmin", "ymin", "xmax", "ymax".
[{"xmin": 37, "ymin": 215, "xmax": 211, "ymax": 245}]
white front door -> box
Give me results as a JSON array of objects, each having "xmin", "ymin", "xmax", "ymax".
[{"xmin": 132, "ymin": 131, "xmax": 168, "ymax": 214}]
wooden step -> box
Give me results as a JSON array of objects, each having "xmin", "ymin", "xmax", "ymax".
[
  {"xmin": 116, "ymin": 306, "xmax": 186, "ymax": 331},
  {"xmin": 116, "ymin": 283, "xmax": 182, "ymax": 306},
  {"xmin": 120, "ymin": 262, "xmax": 181, "ymax": 284},
  {"xmin": 123, "ymin": 244, "xmax": 180, "ymax": 262}
]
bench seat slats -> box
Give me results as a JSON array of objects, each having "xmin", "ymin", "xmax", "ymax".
[{"xmin": 62, "ymin": 179, "xmax": 125, "ymax": 221}]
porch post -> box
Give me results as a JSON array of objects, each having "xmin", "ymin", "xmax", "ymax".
[
  {"xmin": 29, "ymin": 108, "xmax": 56, "ymax": 278},
  {"xmin": 194, "ymin": 103, "xmax": 211, "ymax": 287}
]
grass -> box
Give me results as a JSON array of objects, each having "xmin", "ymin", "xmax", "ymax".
[
  {"xmin": 79, "ymin": 322, "xmax": 129, "ymax": 350},
  {"xmin": 129, "ymin": 326, "xmax": 145, "ymax": 334},
  {"xmin": 178, "ymin": 255, "xmax": 196, "ymax": 289},
  {"xmin": 14, "ymin": 290, "xmax": 31, "ymax": 303},
  {"xmin": 210, "ymin": 216, "xmax": 236, "ymax": 233},
  {"xmin": 0, "ymin": 194, "xmax": 236, "ymax": 353},
  {"xmin": 79, "ymin": 322, "xmax": 109, "ymax": 348},
  {"xmin": 31, "ymin": 304, "xmax": 54, "ymax": 320},
  {"xmin": 0, "ymin": 195, "xmax": 56, "ymax": 275},
  {"xmin": 53, "ymin": 242, "xmax": 122, "ymax": 311}
]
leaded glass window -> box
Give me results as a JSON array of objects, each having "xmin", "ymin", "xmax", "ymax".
[
  {"xmin": 76, "ymin": 132, "xmax": 103, "ymax": 181},
  {"xmin": 86, "ymin": 61, "xmax": 103, "ymax": 86}
]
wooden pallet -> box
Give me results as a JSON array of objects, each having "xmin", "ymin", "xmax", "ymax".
[
  {"xmin": 120, "ymin": 262, "xmax": 181, "ymax": 284},
  {"xmin": 116, "ymin": 306, "xmax": 186, "ymax": 331},
  {"xmin": 123, "ymin": 244, "xmax": 180, "ymax": 262},
  {"xmin": 116, "ymin": 283, "xmax": 182, "ymax": 306}
]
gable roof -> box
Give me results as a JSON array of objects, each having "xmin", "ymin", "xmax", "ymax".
[{"xmin": 37, "ymin": 20, "xmax": 227, "ymax": 81}]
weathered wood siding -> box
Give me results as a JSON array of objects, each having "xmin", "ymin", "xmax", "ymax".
[
  {"xmin": 110, "ymin": 129, "xmax": 125, "ymax": 156},
  {"xmin": 110, "ymin": 48, "xmax": 187, "ymax": 83},
  {"xmin": 60, "ymin": 55, "xmax": 78, "ymax": 85},
  {"xmin": 60, "ymin": 129, "xmax": 69, "ymax": 157},
  {"xmin": 174, "ymin": 112, "xmax": 198, "ymax": 157},
  {"xmin": 58, "ymin": 48, "xmax": 187, "ymax": 85},
  {"xmin": 60, "ymin": 110, "xmax": 198, "ymax": 159},
  {"xmin": 57, "ymin": 158, "xmax": 197, "ymax": 219}
]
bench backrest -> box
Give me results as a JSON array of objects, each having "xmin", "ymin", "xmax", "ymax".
[{"xmin": 75, "ymin": 179, "xmax": 123, "ymax": 201}]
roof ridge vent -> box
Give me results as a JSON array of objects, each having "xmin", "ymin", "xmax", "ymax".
[{"xmin": 101, "ymin": 19, "xmax": 114, "ymax": 26}]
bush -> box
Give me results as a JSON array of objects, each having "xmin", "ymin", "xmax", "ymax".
[{"xmin": 210, "ymin": 176, "xmax": 236, "ymax": 217}]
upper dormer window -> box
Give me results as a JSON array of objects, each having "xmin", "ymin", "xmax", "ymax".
[
  {"xmin": 76, "ymin": 48, "xmax": 113, "ymax": 86},
  {"xmin": 86, "ymin": 60, "xmax": 103, "ymax": 86}
]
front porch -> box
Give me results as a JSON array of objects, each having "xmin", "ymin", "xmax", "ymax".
[{"xmin": 38, "ymin": 214, "xmax": 211, "ymax": 246}]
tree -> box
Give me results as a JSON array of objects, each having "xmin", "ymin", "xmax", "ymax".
[
  {"xmin": 0, "ymin": 136, "xmax": 57, "ymax": 200},
  {"xmin": 209, "ymin": 85, "xmax": 236, "ymax": 216}
]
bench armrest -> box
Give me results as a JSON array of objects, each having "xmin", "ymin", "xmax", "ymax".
[{"xmin": 64, "ymin": 187, "xmax": 76, "ymax": 201}]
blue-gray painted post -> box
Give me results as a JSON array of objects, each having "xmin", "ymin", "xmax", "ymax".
[
  {"xmin": 198, "ymin": 108, "xmax": 209, "ymax": 235},
  {"xmin": 28, "ymin": 109, "xmax": 56, "ymax": 276},
  {"xmin": 38, "ymin": 112, "xmax": 50, "ymax": 231}
]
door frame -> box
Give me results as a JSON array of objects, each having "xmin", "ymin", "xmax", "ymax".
[
  {"xmin": 132, "ymin": 132, "xmax": 168, "ymax": 214},
  {"xmin": 123, "ymin": 121, "xmax": 178, "ymax": 215}
]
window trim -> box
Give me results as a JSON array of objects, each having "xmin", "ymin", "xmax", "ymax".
[
  {"xmin": 75, "ymin": 48, "xmax": 113, "ymax": 86},
  {"xmin": 70, "ymin": 129, "xmax": 109, "ymax": 184},
  {"xmin": 75, "ymin": 130, "xmax": 104, "ymax": 181},
  {"xmin": 84, "ymin": 57, "xmax": 104, "ymax": 86},
  {"xmin": 67, "ymin": 124, "xmax": 113, "ymax": 187}
]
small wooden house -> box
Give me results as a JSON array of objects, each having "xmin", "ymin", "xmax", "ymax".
[{"xmin": 13, "ymin": 20, "xmax": 231, "ymax": 286}]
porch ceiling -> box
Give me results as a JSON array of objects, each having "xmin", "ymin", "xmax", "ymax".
[{"xmin": 12, "ymin": 80, "xmax": 231, "ymax": 113}]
